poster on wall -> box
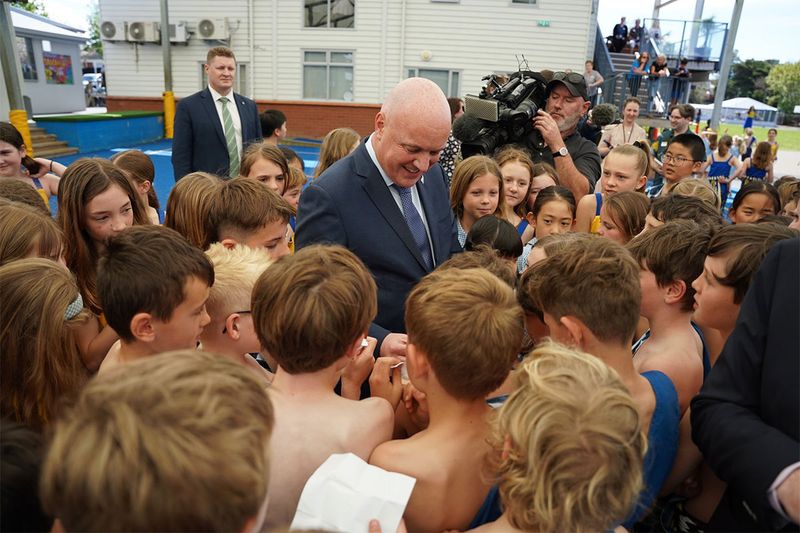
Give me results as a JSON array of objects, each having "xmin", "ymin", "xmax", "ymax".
[
  {"xmin": 43, "ymin": 52, "xmax": 74, "ymax": 85},
  {"xmin": 17, "ymin": 37, "xmax": 37, "ymax": 81}
]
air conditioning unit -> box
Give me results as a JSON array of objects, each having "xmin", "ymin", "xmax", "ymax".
[
  {"xmin": 100, "ymin": 20, "xmax": 126, "ymax": 41},
  {"xmin": 197, "ymin": 18, "xmax": 229, "ymax": 40},
  {"xmin": 127, "ymin": 21, "xmax": 160, "ymax": 43},
  {"xmin": 168, "ymin": 21, "xmax": 190, "ymax": 43}
]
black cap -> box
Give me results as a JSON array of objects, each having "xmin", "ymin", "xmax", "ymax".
[{"xmin": 547, "ymin": 72, "xmax": 589, "ymax": 101}]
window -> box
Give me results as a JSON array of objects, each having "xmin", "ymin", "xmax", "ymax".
[
  {"xmin": 17, "ymin": 37, "xmax": 37, "ymax": 81},
  {"xmin": 407, "ymin": 68, "xmax": 460, "ymax": 98},
  {"xmin": 303, "ymin": 51, "xmax": 354, "ymax": 101},
  {"xmin": 199, "ymin": 62, "xmax": 249, "ymax": 94},
  {"xmin": 304, "ymin": 0, "xmax": 354, "ymax": 28}
]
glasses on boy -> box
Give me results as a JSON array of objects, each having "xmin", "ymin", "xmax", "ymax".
[{"xmin": 662, "ymin": 153, "xmax": 699, "ymax": 165}]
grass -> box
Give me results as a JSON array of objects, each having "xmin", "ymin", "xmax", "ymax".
[
  {"xmin": 713, "ymin": 122, "xmax": 800, "ymax": 151},
  {"xmin": 33, "ymin": 110, "xmax": 163, "ymax": 122}
]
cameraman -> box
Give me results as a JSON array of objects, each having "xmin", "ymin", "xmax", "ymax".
[{"xmin": 528, "ymin": 72, "xmax": 601, "ymax": 198}]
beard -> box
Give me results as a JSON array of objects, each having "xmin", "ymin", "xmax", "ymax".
[{"xmin": 556, "ymin": 112, "xmax": 581, "ymax": 133}]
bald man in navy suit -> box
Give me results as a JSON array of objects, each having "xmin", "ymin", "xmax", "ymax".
[{"xmin": 296, "ymin": 78, "xmax": 461, "ymax": 359}]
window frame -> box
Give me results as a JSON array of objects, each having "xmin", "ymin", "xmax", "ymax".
[
  {"xmin": 303, "ymin": 0, "xmax": 356, "ymax": 29},
  {"xmin": 406, "ymin": 67, "xmax": 461, "ymax": 98},
  {"xmin": 302, "ymin": 49, "xmax": 355, "ymax": 101}
]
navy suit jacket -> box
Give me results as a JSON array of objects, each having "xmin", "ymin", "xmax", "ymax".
[
  {"xmin": 691, "ymin": 238, "xmax": 800, "ymax": 531},
  {"xmin": 171, "ymin": 88, "xmax": 262, "ymax": 181},
  {"xmin": 295, "ymin": 141, "xmax": 461, "ymax": 346}
]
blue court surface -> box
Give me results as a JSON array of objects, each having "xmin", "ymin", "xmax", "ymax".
[{"xmin": 52, "ymin": 139, "xmax": 321, "ymax": 219}]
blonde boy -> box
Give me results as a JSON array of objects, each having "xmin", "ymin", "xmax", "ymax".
[
  {"xmin": 369, "ymin": 267, "xmax": 523, "ymax": 532},
  {"xmin": 252, "ymin": 244, "xmax": 394, "ymax": 528},
  {"xmin": 97, "ymin": 226, "xmax": 213, "ymax": 374},
  {"xmin": 521, "ymin": 235, "xmax": 679, "ymax": 526},
  {"xmin": 205, "ymin": 177, "xmax": 293, "ymax": 258},
  {"xmin": 475, "ymin": 342, "xmax": 647, "ymax": 532},
  {"xmin": 201, "ymin": 243, "xmax": 273, "ymax": 382},
  {"xmin": 40, "ymin": 350, "xmax": 274, "ymax": 532},
  {"xmin": 628, "ymin": 219, "xmax": 712, "ymax": 414}
]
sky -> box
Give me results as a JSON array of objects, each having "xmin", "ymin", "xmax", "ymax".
[
  {"xmin": 597, "ymin": 0, "xmax": 796, "ymax": 63},
  {"xmin": 41, "ymin": 0, "xmax": 796, "ymax": 63}
]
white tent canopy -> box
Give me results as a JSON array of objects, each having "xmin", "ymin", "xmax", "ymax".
[{"xmin": 693, "ymin": 97, "xmax": 778, "ymax": 126}]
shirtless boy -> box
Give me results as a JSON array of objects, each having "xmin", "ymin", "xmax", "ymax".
[
  {"xmin": 96, "ymin": 225, "xmax": 213, "ymax": 374},
  {"xmin": 251, "ymin": 244, "xmax": 394, "ymax": 527},
  {"xmin": 369, "ymin": 267, "xmax": 523, "ymax": 531}
]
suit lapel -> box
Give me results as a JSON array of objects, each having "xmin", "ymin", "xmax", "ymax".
[
  {"xmin": 200, "ymin": 88, "xmax": 226, "ymax": 147},
  {"xmin": 415, "ymin": 177, "xmax": 440, "ymax": 267},
  {"xmin": 233, "ymin": 92, "xmax": 251, "ymax": 141},
  {"xmin": 355, "ymin": 146, "xmax": 428, "ymax": 270}
]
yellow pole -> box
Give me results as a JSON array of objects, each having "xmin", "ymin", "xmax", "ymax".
[
  {"xmin": 9, "ymin": 109, "xmax": 34, "ymax": 157},
  {"xmin": 163, "ymin": 90, "xmax": 175, "ymax": 139}
]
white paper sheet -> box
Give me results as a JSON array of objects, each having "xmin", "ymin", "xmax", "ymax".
[{"xmin": 290, "ymin": 453, "xmax": 416, "ymax": 533}]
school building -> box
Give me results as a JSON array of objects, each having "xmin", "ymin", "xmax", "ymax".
[{"xmin": 98, "ymin": 0, "xmax": 599, "ymax": 137}]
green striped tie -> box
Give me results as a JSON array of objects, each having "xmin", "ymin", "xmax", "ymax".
[{"xmin": 219, "ymin": 96, "xmax": 239, "ymax": 178}]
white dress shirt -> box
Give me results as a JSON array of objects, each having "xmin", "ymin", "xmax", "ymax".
[
  {"xmin": 366, "ymin": 135, "xmax": 436, "ymax": 264},
  {"xmin": 208, "ymin": 85, "xmax": 243, "ymax": 159}
]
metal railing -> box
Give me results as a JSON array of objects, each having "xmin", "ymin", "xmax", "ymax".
[
  {"xmin": 597, "ymin": 72, "xmax": 691, "ymax": 115},
  {"xmin": 642, "ymin": 18, "xmax": 728, "ymax": 62}
]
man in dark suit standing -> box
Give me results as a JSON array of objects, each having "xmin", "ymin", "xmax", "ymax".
[
  {"xmin": 691, "ymin": 238, "xmax": 800, "ymax": 531},
  {"xmin": 295, "ymin": 78, "xmax": 460, "ymax": 358},
  {"xmin": 172, "ymin": 47, "xmax": 262, "ymax": 181}
]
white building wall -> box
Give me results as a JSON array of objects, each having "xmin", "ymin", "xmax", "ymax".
[
  {"xmin": 99, "ymin": 0, "xmax": 595, "ymax": 103},
  {"xmin": 20, "ymin": 37, "xmax": 85, "ymax": 114}
]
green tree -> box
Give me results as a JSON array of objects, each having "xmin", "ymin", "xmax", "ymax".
[
  {"xmin": 11, "ymin": 1, "xmax": 48, "ymax": 17},
  {"xmin": 766, "ymin": 62, "xmax": 800, "ymax": 114},
  {"xmin": 726, "ymin": 59, "xmax": 778, "ymax": 102},
  {"xmin": 84, "ymin": 1, "xmax": 103, "ymax": 55}
]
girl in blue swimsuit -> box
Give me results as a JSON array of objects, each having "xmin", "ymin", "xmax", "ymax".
[{"xmin": 705, "ymin": 135, "xmax": 739, "ymax": 209}]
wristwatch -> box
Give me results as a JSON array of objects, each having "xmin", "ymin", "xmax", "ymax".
[{"xmin": 552, "ymin": 146, "xmax": 569, "ymax": 158}]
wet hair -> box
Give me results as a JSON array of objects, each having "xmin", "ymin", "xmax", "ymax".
[
  {"xmin": 0, "ymin": 179, "xmax": 50, "ymax": 215},
  {"xmin": 705, "ymin": 223, "xmax": 796, "ymax": 303},
  {"xmin": 437, "ymin": 245, "xmax": 518, "ymax": 290},
  {"xmin": 603, "ymin": 191, "xmax": 650, "ymax": 243},
  {"xmin": 164, "ymin": 172, "xmax": 222, "ymax": 249},
  {"xmin": 717, "ymin": 134, "xmax": 733, "ymax": 156},
  {"xmin": 0, "ymin": 201, "xmax": 62, "ymax": 266},
  {"xmin": 57, "ymin": 158, "xmax": 149, "ymax": 314},
  {"xmin": 751, "ymin": 141, "xmax": 773, "ymax": 169},
  {"xmin": 111, "ymin": 149, "xmax": 160, "ymax": 211},
  {"xmin": 450, "ymin": 155, "xmax": 505, "ymax": 220},
  {"xmin": 314, "ymin": 127, "xmax": 361, "ymax": 179},
  {"xmin": 671, "ymin": 178, "xmax": 721, "ymax": 210},
  {"xmin": 730, "ymin": 181, "xmax": 781, "ymax": 215},
  {"xmin": 496, "ymin": 146, "xmax": 535, "ymax": 217},
  {"xmin": 465, "ymin": 216, "xmax": 523, "ymax": 260},
  {"xmin": 608, "ymin": 142, "xmax": 651, "ymax": 182},
  {"xmin": 531, "ymin": 185, "xmax": 576, "ymax": 219},
  {"xmin": 0, "ymin": 121, "xmax": 40, "ymax": 175},
  {"xmin": 240, "ymin": 142, "xmax": 290, "ymax": 194},
  {"xmin": 649, "ymin": 194, "xmax": 724, "ymax": 229}
]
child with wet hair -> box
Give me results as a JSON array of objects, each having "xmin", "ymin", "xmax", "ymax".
[{"xmin": 472, "ymin": 342, "xmax": 647, "ymax": 533}]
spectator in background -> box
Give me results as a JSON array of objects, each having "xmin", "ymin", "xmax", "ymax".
[
  {"xmin": 628, "ymin": 19, "xmax": 644, "ymax": 50},
  {"xmin": 648, "ymin": 54, "xmax": 670, "ymax": 112},
  {"xmin": 649, "ymin": 19, "xmax": 662, "ymax": 43},
  {"xmin": 261, "ymin": 110, "xmax": 287, "ymax": 145},
  {"xmin": 440, "ymin": 97, "xmax": 465, "ymax": 188},
  {"xmin": 583, "ymin": 60, "xmax": 604, "ymax": 108},
  {"xmin": 611, "ymin": 17, "xmax": 628, "ymax": 52},
  {"xmin": 599, "ymin": 97, "xmax": 647, "ymax": 158},
  {"xmin": 671, "ymin": 58, "xmax": 691, "ymax": 105},
  {"xmin": 628, "ymin": 52, "xmax": 649, "ymax": 98}
]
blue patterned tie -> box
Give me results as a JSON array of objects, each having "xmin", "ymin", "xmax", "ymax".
[{"xmin": 394, "ymin": 184, "xmax": 433, "ymax": 269}]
